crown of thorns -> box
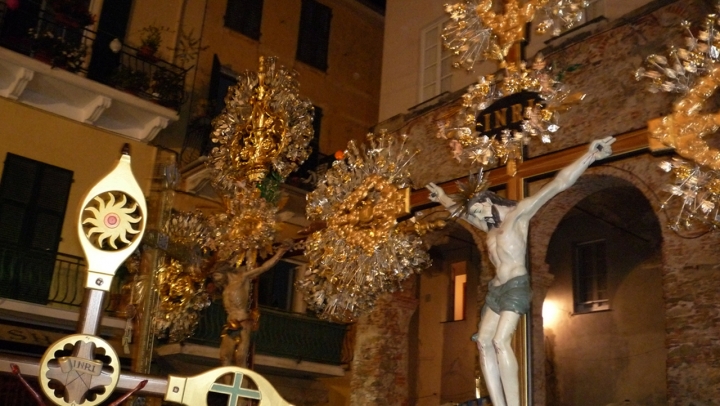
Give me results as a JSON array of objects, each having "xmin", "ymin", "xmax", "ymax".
[{"xmin": 448, "ymin": 169, "xmax": 490, "ymax": 218}]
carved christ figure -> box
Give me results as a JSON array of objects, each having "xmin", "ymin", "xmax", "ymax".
[
  {"xmin": 426, "ymin": 137, "xmax": 615, "ymax": 406},
  {"xmin": 212, "ymin": 240, "xmax": 293, "ymax": 368}
]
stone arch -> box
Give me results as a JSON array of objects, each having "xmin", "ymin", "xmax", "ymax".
[
  {"xmin": 413, "ymin": 204, "xmax": 495, "ymax": 399},
  {"xmin": 526, "ymin": 162, "xmax": 671, "ymax": 405}
]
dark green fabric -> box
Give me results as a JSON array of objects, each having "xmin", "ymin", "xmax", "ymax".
[{"xmin": 483, "ymin": 274, "xmax": 532, "ymax": 315}]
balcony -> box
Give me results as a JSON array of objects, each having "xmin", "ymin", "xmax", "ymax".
[
  {"xmin": 0, "ymin": 1, "xmax": 187, "ymax": 142},
  {"xmin": 158, "ymin": 302, "xmax": 350, "ymax": 377},
  {"xmin": 0, "ymin": 240, "xmax": 349, "ymax": 377},
  {"xmin": 0, "ymin": 243, "xmax": 126, "ymax": 353}
]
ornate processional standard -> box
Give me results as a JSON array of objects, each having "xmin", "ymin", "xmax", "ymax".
[{"xmin": 0, "ymin": 146, "xmax": 293, "ymax": 406}]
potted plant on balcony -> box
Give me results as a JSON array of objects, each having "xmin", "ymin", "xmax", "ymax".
[
  {"xmin": 138, "ymin": 24, "xmax": 170, "ymax": 62},
  {"xmin": 110, "ymin": 65, "xmax": 150, "ymax": 95},
  {"xmin": 48, "ymin": 0, "xmax": 96, "ymax": 28},
  {"xmin": 150, "ymin": 69, "xmax": 184, "ymax": 108},
  {"xmin": 29, "ymin": 28, "xmax": 88, "ymax": 72}
]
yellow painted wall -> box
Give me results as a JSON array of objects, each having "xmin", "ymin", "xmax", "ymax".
[
  {"xmin": 0, "ymin": 98, "xmax": 157, "ymax": 257},
  {"xmin": 379, "ymin": 0, "xmax": 479, "ymax": 122},
  {"xmin": 126, "ymin": 1, "xmax": 185, "ymax": 63},
  {"xmin": 195, "ymin": 0, "xmax": 384, "ymax": 155}
]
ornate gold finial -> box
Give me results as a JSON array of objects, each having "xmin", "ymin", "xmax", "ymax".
[{"xmin": 209, "ymin": 56, "xmax": 314, "ymax": 192}]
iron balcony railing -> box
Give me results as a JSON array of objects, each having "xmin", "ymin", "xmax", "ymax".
[
  {"xmin": 188, "ymin": 302, "xmax": 349, "ymax": 365},
  {"xmin": 255, "ymin": 306, "xmax": 348, "ymax": 365},
  {"xmin": 0, "ymin": 243, "xmax": 123, "ymax": 314},
  {"xmin": 0, "ymin": 0, "xmax": 187, "ymax": 109}
]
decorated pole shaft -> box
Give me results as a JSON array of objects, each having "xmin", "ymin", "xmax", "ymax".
[{"xmin": 76, "ymin": 144, "xmax": 147, "ymax": 335}]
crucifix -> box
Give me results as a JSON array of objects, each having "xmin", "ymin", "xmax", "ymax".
[{"xmin": 0, "ymin": 146, "xmax": 293, "ymax": 406}]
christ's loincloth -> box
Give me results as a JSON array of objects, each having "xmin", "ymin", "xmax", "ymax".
[{"xmin": 482, "ymin": 274, "xmax": 532, "ymax": 315}]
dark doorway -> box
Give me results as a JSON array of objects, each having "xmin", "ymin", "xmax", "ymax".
[{"xmin": 87, "ymin": 0, "xmax": 133, "ymax": 84}]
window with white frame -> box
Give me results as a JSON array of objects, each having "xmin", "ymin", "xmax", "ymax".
[
  {"xmin": 420, "ymin": 19, "xmax": 453, "ymax": 103},
  {"xmin": 573, "ymin": 239, "xmax": 609, "ymax": 313}
]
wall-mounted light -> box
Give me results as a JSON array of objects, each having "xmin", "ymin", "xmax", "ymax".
[{"xmin": 109, "ymin": 38, "xmax": 122, "ymax": 53}]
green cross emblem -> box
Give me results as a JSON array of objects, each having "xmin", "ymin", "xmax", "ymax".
[{"xmin": 210, "ymin": 372, "xmax": 262, "ymax": 406}]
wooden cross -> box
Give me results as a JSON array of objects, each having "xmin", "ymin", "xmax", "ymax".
[{"xmin": 0, "ymin": 146, "xmax": 293, "ymax": 406}]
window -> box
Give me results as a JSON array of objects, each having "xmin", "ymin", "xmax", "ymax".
[
  {"xmin": 87, "ymin": 0, "xmax": 133, "ymax": 83},
  {"xmin": 292, "ymin": 105, "xmax": 331, "ymax": 190},
  {"xmin": 302, "ymin": 104, "xmax": 323, "ymax": 170},
  {"xmin": 209, "ymin": 54, "xmax": 238, "ymax": 118},
  {"xmin": 420, "ymin": 19, "xmax": 453, "ymax": 102},
  {"xmin": 258, "ymin": 260, "xmax": 295, "ymax": 311},
  {"xmin": 181, "ymin": 54, "xmax": 237, "ymax": 166},
  {"xmin": 311, "ymin": 105, "xmax": 323, "ymax": 147},
  {"xmin": 0, "ymin": 154, "xmax": 73, "ymax": 303},
  {"xmin": 225, "ymin": 0, "xmax": 264, "ymax": 40},
  {"xmin": 296, "ymin": 0, "xmax": 332, "ymax": 71},
  {"xmin": 0, "ymin": 154, "xmax": 73, "ymax": 251},
  {"xmin": 449, "ymin": 261, "xmax": 467, "ymax": 321},
  {"xmin": 573, "ymin": 239, "xmax": 609, "ymax": 313}
]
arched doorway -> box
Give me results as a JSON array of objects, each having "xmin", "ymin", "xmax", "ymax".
[
  {"xmin": 541, "ymin": 181, "xmax": 665, "ymax": 405},
  {"xmin": 411, "ymin": 220, "xmax": 486, "ymax": 405}
]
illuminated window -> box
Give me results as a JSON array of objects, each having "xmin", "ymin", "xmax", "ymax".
[
  {"xmin": 573, "ymin": 239, "xmax": 609, "ymax": 313},
  {"xmin": 450, "ymin": 261, "xmax": 467, "ymax": 321}
]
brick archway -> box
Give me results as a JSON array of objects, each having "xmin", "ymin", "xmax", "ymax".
[{"xmin": 526, "ymin": 163, "xmax": 671, "ymax": 405}]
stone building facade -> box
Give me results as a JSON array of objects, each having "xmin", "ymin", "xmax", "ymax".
[{"xmin": 351, "ymin": 0, "xmax": 720, "ymax": 404}]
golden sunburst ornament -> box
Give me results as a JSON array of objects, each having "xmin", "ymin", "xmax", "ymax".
[
  {"xmin": 148, "ymin": 211, "xmax": 212, "ymax": 342},
  {"xmin": 438, "ymin": 55, "xmax": 585, "ymax": 173},
  {"xmin": 443, "ymin": 0, "xmax": 597, "ymax": 69},
  {"xmin": 203, "ymin": 183, "xmax": 278, "ymax": 270},
  {"xmin": 297, "ymin": 131, "xmax": 437, "ymax": 322},
  {"xmin": 447, "ymin": 169, "xmax": 491, "ymax": 218},
  {"xmin": 209, "ymin": 56, "xmax": 314, "ymax": 192},
  {"xmin": 153, "ymin": 259, "xmax": 211, "ymax": 342},
  {"xmin": 443, "ymin": 0, "xmax": 538, "ymax": 67},
  {"xmin": 81, "ymin": 191, "xmax": 142, "ymax": 250},
  {"xmin": 637, "ymin": 7, "xmax": 720, "ymax": 230}
]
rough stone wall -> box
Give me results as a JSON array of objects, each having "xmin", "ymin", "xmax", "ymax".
[
  {"xmin": 528, "ymin": 155, "xmax": 668, "ymax": 404},
  {"xmin": 349, "ymin": 281, "xmax": 418, "ymax": 406},
  {"xmin": 663, "ymin": 249, "xmax": 720, "ymax": 405},
  {"xmin": 531, "ymin": 1, "xmax": 720, "ymax": 403},
  {"xmin": 379, "ymin": 0, "xmax": 711, "ymax": 187},
  {"xmin": 528, "ymin": 0, "xmax": 708, "ymax": 157}
]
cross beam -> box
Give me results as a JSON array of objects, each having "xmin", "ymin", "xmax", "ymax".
[{"xmin": 411, "ymin": 129, "xmax": 650, "ymax": 206}]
